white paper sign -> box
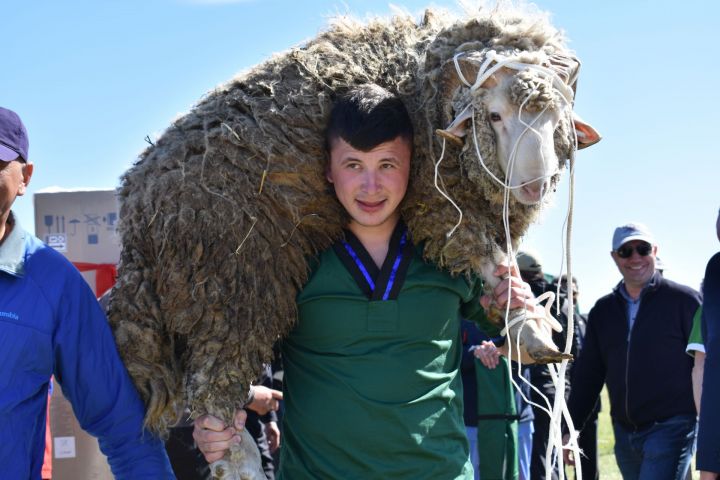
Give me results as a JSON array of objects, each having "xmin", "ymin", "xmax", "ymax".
[
  {"xmin": 45, "ymin": 233, "xmax": 68, "ymax": 252},
  {"xmin": 54, "ymin": 436, "xmax": 76, "ymax": 458}
]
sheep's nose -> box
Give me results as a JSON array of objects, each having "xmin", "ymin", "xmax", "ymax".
[{"xmin": 520, "ymin": 179, "xmax": 546, "ymax": 203}]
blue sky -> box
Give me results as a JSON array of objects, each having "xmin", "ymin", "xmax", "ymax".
[{"xmin": 3, "ymin": 0, "xmax": 718, "ymax": 306}]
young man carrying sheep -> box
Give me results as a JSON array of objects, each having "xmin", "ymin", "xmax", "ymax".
[{"xmin": 193, "ymin": 85, "xmax": 541, "ymax": 479}]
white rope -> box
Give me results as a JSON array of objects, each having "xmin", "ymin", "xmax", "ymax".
[
  {"xmin": 452, "ymin": 50, "xmax": 575, "ymax": 104},
  {"xmin": 432, "ymin": 138, "xmax": 464, "ymax": 238}
]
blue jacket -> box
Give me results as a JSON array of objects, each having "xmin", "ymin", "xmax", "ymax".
[
  {"xmin": 698, "ymin": 252, "xmax": 720, "ymax": 473},
  {"xmin": 568, "ymin": 272, "xmax": 700, "ymax": 431},
  {"xmin": 0, "ymin": 216, "xmax": 174, "ymax": 479}
]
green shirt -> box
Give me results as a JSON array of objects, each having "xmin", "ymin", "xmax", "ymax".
[
  {"xmin": 279, "ymin": 224, "xmax": 490, "ymax": 479},
  {"xmin": 686, "ymin": 306, "xmax": 704, "ymax": 356}
]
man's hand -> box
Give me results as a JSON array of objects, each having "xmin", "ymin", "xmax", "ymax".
[
  {"xmin": 473, "ymin": 340, "xmax": 501, "ymax": 369},
  {"xmin": 193, "ymin": 410, "xmax": 247, "ymax": 463},
  {"xmin": 264, "ymin": 421, "xmax": 281, "ymax": 453},
  {"xmin": 700, "ymin": 472, "xmax": 719, "ymax": 480},
  {"xmin": 247, "ymin": 385, "xmax": 283, "ymax": 415},
  {"xmin": 480, "ymin": 263, "xmax": 536, "ymax": 312}
]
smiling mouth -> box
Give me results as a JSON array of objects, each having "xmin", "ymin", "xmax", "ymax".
[{"xmin": 356, "ymin": 199, "xmax": 386, "ymax": 211}]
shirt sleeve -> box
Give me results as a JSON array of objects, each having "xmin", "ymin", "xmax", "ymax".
[
  {"xmin": 686, "ymin": 306, "xmax": 704, "ymax": 356},
  {"xmin": 461, "ymin": 275, "xmax": 500, "ymax": 336},
  {"xmin": 53, "ymin": 268, "xmax": 174, "ymax": 479}
]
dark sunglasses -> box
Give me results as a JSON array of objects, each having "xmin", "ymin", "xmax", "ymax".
[{"xmin": 616, "ymin": 242, "xmax": 652, "ymax": 259}]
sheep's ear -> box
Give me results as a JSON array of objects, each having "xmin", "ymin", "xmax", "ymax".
[
  {"xmin": 573, "ymin": 112, "xmax": 601, "ymax": 149},
  {"xmin": 479, "ymin": 73, "xmax": 500, "ymax": 89},
  {"xmin": 435, "ymin": 103, "xmax": 473, "ymax": 146}
]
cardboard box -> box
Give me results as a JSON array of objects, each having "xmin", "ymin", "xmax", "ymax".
[
  {"xmin": 34, "ymin": 188, "xmax": 119, "ymax": 480},
  {"xmin": 49, "ymin": 387, "xmax": 113, "ymax": 479}
]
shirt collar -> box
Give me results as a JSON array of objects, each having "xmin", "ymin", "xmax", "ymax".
[
  {"xmin": 617, "ymin": 283, "xmax": 638, "ymax": 303},
  {"xmin": 0, "ymin": 212, "xmax": 27, "ymax": 277},
  {"xmin": 615, "ymin": 271, "xmax": 660, "ymax": 302}
]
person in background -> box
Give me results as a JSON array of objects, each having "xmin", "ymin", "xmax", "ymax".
[
  {"xmin": 697, "ymin": 209, "xmax": 720, "ymax": 480},
  {"xmin": 514, "ymin": 364, "xmax": 534, "ymax": 480},
  {"xmin": 243, "ymin": 366, "xmax": 282, "ymax": 480},
  {"xmin": 0, "ymin": 107, "xmax": 174, "ymax": 478},
  {"xmin": 655, "ymin": 256, "xmax": 665, "ymax": 275},
  {"xmin": 565, "ymin": 222, "xmax": 700, "ymax": 480},
  {"xmin": 461, "ymin": 319, "xmax": 487, "ymax": 480},
  {"xmin": 472, "ymin": 337, "xmax": 519, "ymax": 480},
  {"xmin": 473, "ymin": 333, "xmax": 535, "ymax": 480}
]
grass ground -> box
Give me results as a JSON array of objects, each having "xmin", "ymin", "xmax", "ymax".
[
  {"xmin": 563, "ymin": 387, "xmax": 621, "ymax": 480},
  {"xmin": 596, "ymin": 387, "xmax": 622, "ymax": 480}
]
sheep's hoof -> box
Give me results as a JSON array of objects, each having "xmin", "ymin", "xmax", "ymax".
[
  {"xmin": 209, "ymin": 428, "xmax": 266, "ymax": 480},
  {"xmin": 529, "ymin": 348, "xmax": 573, "ymax": 364}
]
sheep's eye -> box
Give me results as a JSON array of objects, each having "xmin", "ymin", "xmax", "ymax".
[{"xmin": 489, "ymin": 112, "xmax": 502, "ymax": 122}]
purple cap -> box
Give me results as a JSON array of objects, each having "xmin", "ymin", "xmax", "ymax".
[
  {"xmin": 612, "ymin": 222, "xmax": 655, "ymax": 251},
  {"xmin": 0, "ymin": 107, "xmax": 29, "ymax": 162}
]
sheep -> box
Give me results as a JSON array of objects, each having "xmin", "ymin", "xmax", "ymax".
[{"xmin": 108, "ymin": 6, "xmax": 599, "ymax": 478}]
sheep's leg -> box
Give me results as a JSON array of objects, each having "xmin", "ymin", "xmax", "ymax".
[
  {"xmin": 209, "ymin": 428, "xmax": 266, "ymax": 480},
  {"xmin": 480, "ymin": 253, "xmax": 572, "ymax": 364}
]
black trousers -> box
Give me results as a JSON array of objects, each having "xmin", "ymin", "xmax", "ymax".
[{"xmin": 165, "ymin": 426, "xmax": 211, "ymax": 480}]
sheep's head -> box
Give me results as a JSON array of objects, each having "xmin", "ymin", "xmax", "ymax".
[{"xmin": 435, "ymin": 49, "xmax": 600, "ymax": 205}]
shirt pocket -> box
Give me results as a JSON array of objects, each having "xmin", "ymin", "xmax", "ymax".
[{"xmin": 0, "ymin": 320, "xmax": 53, "ymax": 411}]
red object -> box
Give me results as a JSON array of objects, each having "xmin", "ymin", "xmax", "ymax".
[
  {"xmin": 42, "ymin": 390, "xmax": 52, "ymax": 479},
  {"xmin": 72, "ymin": 262, "xmax": 117, "ymax": 298}
]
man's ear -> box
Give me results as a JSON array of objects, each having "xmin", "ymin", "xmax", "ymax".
[
  {"xmin": 18, "ymin": 162, "xmax": 33, "ymax": 196},
  {"xmin": 325, "ymin": 168, "xmax": 333, "ymax": 184}
]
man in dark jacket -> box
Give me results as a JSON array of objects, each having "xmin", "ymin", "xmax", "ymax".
[{"xmin": 565, "ymin": 223, "xmax": 700, "ymax": 480}]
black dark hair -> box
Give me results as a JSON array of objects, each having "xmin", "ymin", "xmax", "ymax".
[{"xmin": 324, "ymin": 85, "xmax": 413, "ymax": 153}]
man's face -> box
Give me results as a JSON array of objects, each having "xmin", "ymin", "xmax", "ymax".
[
  {"xmin": 326, "ymin": 137, "xmax": 411, "ymax": 235},
  {"xmin": 611, "ymin": 240, "xmax": 657, "ymax": 290},
  {"xmin": 0, "ymin": 159, "xmax": 32, "ymax": 221}
]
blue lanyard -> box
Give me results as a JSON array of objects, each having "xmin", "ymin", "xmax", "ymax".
[{"xmin": 341, "ymin": 230, "xmax": 407, "ymax": 301}]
